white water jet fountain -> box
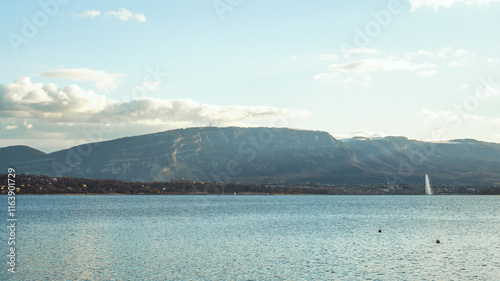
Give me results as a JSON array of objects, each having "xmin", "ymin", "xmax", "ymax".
[{"xmin": 425, "ymin": 174, "xmax": 433, "ymax": 195}]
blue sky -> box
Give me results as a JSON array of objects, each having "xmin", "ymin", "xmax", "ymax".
[{"xmin": 1, "ymin": 0, "xmax": 500, "ymax": 152}]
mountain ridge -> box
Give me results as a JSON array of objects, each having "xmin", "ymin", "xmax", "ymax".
[{"xmin": 2, "ymin": 127, "xmax": 500, "ymax": 186}]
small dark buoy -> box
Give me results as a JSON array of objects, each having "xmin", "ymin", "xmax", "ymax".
[
  {"xmin": 436, "ymin": 239, "xmax": 440, "ymax": 244},
  {"xmin": 378, "ymin": 229, "xmax": 382, "ymax": 233}
]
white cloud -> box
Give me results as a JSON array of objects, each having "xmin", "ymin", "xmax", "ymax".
[
  {"xmin": 143, "ymin": 80, "xmax": 162, "ymax": 91},
  {"xmin": 337, "ymin": 130, "xmax": 388, "ymax": 140},
  {"xmin": 409, "ymin": 0, "xmax": 500, "ymax": 11},
  {"xmin": 23, "ymin": 119, "xmax": 33, "ymax": 129},
  {"xmin": 475, "ymin": 85, "xmax": 500, "ymax": 98},
  {"xmin": 342, "ymin": 47, "xmax": 380, "ymax": 57},
  {"xmin": 419, "ymin": 108, "xmax": 461, "ymax": 123},
  {"xmin": 313, "ymin": 72, "xmax": 373, "ymax": 87},
  {"xmin": 313, "ymin": 73, "xmax": 339, "ymax": 82},
  {"xmin": 327, "ymin": 58, "xmax": 435, "ymax": 74},
  {"xmin": 409, "ymin": 48, "xmax": 475, "ymax": 66},
  {"xmin": 105, "ymin": 8, "xmax": 146, "ymax": 22},
  {"xmin": 486, "ymin": 57, "xmax": 499, "ymax": 64},
  {"xmin": 0, "ymin": 77, "xmax": 310, "ymax": 126},
  {"xmin": 314, "ymin": 54, "xmax": 440, "ymax": 84},
  {"xmin": 39, "ymin": 68, "xmax": 123, "ymax": 93},
  {"xmin": 449, "ymin": 49, "xmax": 475, "ymax": 66},
  {"xmin": 75, "ymin": 10, "xmax": 101, "ymax": 18},
  {"xmin": 408, "ymin": 47, "xmax": 474, "ymax": 63},
  {"xmin": 458, "ymin": 84, "xmax": 470, "ymax": 91},
  {"xmin": 315, "ymin": 48, "xmax": 481, "ymax": 83},
  {"xmin": 419, "ymin": 108, "xmax": 500, "ymax": 126},
  {"xmin": 108, "ymin": 98, "xmax": 311, "ymax": 125},
  {"xmin": 75, "ymin": 8, "xmax": 146, "ymax": 22},
  {"xmin": 0, "ymin": 77, "xmax": 110, "ymax": 116},
  {"xmin": 453, "ymin": 49, "xmax": 472, "ymax": 57},
  {"xmin": 407, "ymin": 49, "xmax": 435, "ymax": 58},
  {"xmin": 6, "ymin": 125, "xmax": 18, "ymax": 130},
  {"xmin": 437, "ymin": 47, "xmax": 453, "ymax": 58}
]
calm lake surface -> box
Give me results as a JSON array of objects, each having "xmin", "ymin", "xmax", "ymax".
[{"xmin": 1, "ymin": 195, "xmax": 499, "ymax": 280}]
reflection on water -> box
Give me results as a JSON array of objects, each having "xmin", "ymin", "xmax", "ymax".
[{"xmin": 1, "ymin": 195, "xmax": 499, "ymax": 280}]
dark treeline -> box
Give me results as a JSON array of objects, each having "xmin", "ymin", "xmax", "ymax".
[
  {"xmin": 0, "ymin": 174, "xmax": 334, "ymax": 195},
  {"xmin": 1, "ymin": 174, "xmax": 499, "ymax": 195},
  {"xmin": 479, "ymin": 187, "xmax": 500, "ymax": 195}
]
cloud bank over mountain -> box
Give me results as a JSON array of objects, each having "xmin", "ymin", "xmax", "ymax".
[{"xmin": 0, "ymin": 77, "xmax": 311, "ymax": 151}]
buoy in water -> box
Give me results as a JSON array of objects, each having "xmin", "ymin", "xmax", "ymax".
[
  {"xmin": 378, "ymin": 229, "xmax": 382, "ymax": 233},
  {"xmin": 436, "ymin": 239, "xmax": 440, "ymax": 243}
]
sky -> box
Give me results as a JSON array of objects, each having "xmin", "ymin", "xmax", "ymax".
[{"xmin": 1, "ymin": 0, "xmax": 500, "ymax": 153}]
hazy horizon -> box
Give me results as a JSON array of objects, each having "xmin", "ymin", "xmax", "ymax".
[
  {"xmin": 1, "ymin": 0, "xmax": 500, "ymax": 152},
  {"xmin": 3, "ymin": 125, "xmax": 500, "ymax": 154}
]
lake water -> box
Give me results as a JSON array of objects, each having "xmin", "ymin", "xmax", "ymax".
[{"xmin": 1, "ymin": 195, "xmax": 499, "ymax": 280}]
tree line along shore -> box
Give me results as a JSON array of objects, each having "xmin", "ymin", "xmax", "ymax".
[{"xmin": 1, "ymin": 174, "xmax": 499, "ymax": 195}]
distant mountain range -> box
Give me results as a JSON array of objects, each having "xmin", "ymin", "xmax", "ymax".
[{"xmin": 2, "ymin": 127, "xmax": 500, "ymax": 186}]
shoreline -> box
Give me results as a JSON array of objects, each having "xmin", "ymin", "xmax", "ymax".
[{"xmin": 6, "ymin": 193, "xmax": 499, "ymax": 196}]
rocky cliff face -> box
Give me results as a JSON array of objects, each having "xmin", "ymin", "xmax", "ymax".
[{"xmin": 2, "ymin": 127, "xmax": 500, "ymax": 185}]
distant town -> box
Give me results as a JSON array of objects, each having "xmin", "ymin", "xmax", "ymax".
[{"xmin": 2, "ymin": 174, "xmax": 499, "ymax": 195}]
